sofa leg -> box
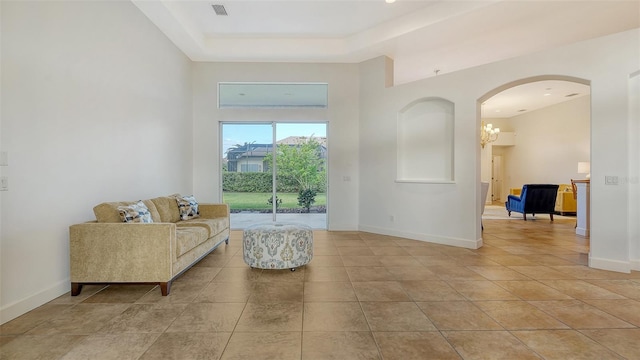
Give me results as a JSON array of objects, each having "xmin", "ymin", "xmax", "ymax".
[
  {"xmin": 550, "ymin": 213, "xmax": 554, "ymax": 222},
  {"xmin": 225, "ymin": 237, "xmax": 229, "ymax": 245},
  {"xmin": 524, "ymin": 214, "xmax": 527, "ymax": 221},
  {"xmin": 159, "ymin": 282, "xmax": 171, "ymax": 296},
  {"xmin": 71, "ymin": 283, "xmax": 83, "ymax": 296}
]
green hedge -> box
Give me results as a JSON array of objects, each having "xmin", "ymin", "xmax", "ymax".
[{"xmin": 222, "ymin": 172, "xmax": 325, "ymax": 192}]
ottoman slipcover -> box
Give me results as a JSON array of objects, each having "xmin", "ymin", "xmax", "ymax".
[{"xmin": 243, "ymin": 223, "xmax": 313, "ymax": 270}]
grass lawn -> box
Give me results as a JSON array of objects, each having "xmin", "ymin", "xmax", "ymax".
[{"xmin": 223, "ymin": 192, "xmax": 326, "ymax": 210}]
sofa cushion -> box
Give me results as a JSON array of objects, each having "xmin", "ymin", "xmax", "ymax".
[
  {"xmin": 117, "ymin": 201, "xmax": 153, "ymax": 223},
  {"xmin": 94, "ymin": 200, "xmax": 161, "ymax": 223},
  {"xmin": 176, "ymin": 226, "xmax": 209, "ymax": 257},
  {"xmin": 150, "ymin": 194, "xmax": 181, "ymax": 223},
  {"xmin": 176, "ymin": 217, "xmax": 229, "ymax": 238},
  {"xmin": 176, "ymin": 195, "xmax": 200, "ymax": 220}
]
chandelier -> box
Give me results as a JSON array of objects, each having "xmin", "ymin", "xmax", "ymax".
[{"xmin": 480, "ymin": 121, "xmax": 500, "ymax": 148}]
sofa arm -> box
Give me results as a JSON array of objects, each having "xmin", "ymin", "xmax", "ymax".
[
  {"xmin": 69, "ymin": 222, "xmax": 177, "ymax": 283},
  {"xmin": 199, "ymin": 203, "xmax": 229, "ymax": 219}
]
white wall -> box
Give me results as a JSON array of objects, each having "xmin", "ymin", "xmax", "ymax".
[
  {"xmin": 191, "ymin": 62, "xmax": 360, "ymax": 230},
  {"xmin": 629, "ymin": 72, "xmax": 640, "ymax": 270},
  {"xmin": 492, "ymin": 96, "xmax": 591, "ymax": 200},
  {"xmin": 0, "ymin": 1, "xmax": 193, "ymax": 323},
  {"xmin": 358, "ymin": 29, "xmax": 640, "ymax": 271}
]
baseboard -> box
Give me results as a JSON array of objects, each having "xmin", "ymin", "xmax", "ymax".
[
  {"xmin": 0, "ymin": 278, "xmax": 70, "ymax": 325},
  {"xmin": 328, "ymin": 224, "xmax": 359, "ymax": 231},
  {"xmin": 630, "ymin": 259, "xmax": 640, "ymax": 271},
  {"xmin": 588, "ymin": 255, "xmax": 631, "ymax": 273},
  {"xmin": 359, "ymin": 225, "xmax": 481, "ymax": 249}
]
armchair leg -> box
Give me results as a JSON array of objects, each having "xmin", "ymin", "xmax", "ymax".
[
  {"xmin": 71, "ymin": 283, "xmax": 83, "ymax": 296},
  {"xmin": 159, "ymin": 282, "xmax": 171, "ymax": 296},
  {"xmin": 524, "ymin": 214, "xmax": 527, "ymax": 221},
  {"xmin": 550, "ymin": 213, "xmax": 554, "ymax": 222}
]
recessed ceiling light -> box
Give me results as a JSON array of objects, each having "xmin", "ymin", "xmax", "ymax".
[
  {"xmin": 495, "ymin": 109, "xmax": 501, "ymax": 113},
  {"xmin": 544, "ymin": 93, "xmax": 551, "ymax": 96},
  {"xmin": 385, "ymin": 0, "xmax": 396, "ymax": 3}
]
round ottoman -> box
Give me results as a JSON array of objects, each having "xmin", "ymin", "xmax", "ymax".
[{"xmin": 243, "ymin": 222, "xmax": 314, "ymax": 270}]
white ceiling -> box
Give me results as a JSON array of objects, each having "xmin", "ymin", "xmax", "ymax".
[{"xmin": 132, "ymin": 0, "xmax": 637, "ymax": 113}]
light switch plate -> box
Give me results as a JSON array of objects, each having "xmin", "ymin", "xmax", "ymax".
[{"xmin": 605, "ymin": 176, "xmax": 618, "ymax": 185}]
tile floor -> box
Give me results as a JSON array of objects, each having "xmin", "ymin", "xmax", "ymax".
[{"xmin": 2, "ymin": 217, "xmax": 640, "ymax": 359}]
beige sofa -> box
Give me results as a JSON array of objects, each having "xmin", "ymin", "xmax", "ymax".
[{"xmin": 69, "ymin": 194, "xmax": 229, "ymax": 296}]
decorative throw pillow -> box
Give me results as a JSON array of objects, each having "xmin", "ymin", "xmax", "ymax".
[
  {"xmin": 117, "ymin": 200, "xmax": 153, "ymax": 223},
  {"xmin": 176, "ymin": 195, "xmax": 199, "ymax": 220}
]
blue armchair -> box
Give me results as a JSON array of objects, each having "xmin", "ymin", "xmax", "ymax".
[{"xmin": 506, "ymin": 184, "xmax": 559, "ymax": 221}]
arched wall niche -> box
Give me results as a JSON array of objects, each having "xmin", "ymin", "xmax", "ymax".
[{"xmin": 397, "ymin": 97, "xmax": 454, "ymax": 183}]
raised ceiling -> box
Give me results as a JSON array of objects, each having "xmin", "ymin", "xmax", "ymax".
[{"xmin": 133, "ymin": 0, "xmax": 639, "ymax": 85}]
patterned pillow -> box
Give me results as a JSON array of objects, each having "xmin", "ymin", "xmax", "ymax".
[
  {"xmin": 176, "ymin": 195, "xmax": 199, "ymax": 220},
  {"xmin": 117, "ymin": 201, "xmax": 153, "ymax": 223}
]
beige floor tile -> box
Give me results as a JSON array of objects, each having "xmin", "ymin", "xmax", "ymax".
[
  {"xmin": 26, "ymin": 304, "xmax": 131, "ymax": 335},
  {"xmin": 258, "ymin": 268, "xmax": 306, "ymax": 282},
  {"xmin": 175, "ymin": 267, "xmax": 222, "ymax": 284},
  {"xmin": 346, "ymin": 266, "xmax": 396, "ymax": 282},
  {"xmin": 0, "ymin": 334, "xmax": 85, "ymax": 359},
  {"xmin": 303, "ymin": 302, "xmax": 369, "ymax": 331},
  {"xmin": 466, "ymin": 265, "xmax": 531, "ymax": 280},
  {"xmin": 582, "ymin": 299, "xmax": 640, "ymax": 326},
  {"xmin": 194, "ymin": 281, "xmax": 253, "ymax": 303},
  {"xmin": 302, "ymin": 331, "xmax": 380, "ymax": 360},
  {"xmin": 520, "ymin": 254, "xmax": 578, "ymax": 266},
  {"xmin": 446, "ymin": 280, "xmax": 520, "ymax": 301},
  {"xmin": 334, "ymin": 239, "xmax": 367, "ymax": 247},
  {"xmin": 426, "ymin": 265, "xmax": 488, "ymax": 281},
  {"xmin": 413, "ymin": 255, "xmax": 455, "ymax": 266},
  {"xmin": 377, "ymin": 256, "xmax": 423, "ymax": 267},
  {"xmin": 311, "ymin": 246, "xmax": 339, "ymax": 255},
  {"xmin": 352, "ymin": 281, "xmax": 412, "ymax": 301},
  {"xmin": 235, "ymin": 302, "xmax": 303, "ymax": 331},
  {"xmin": 512, "ymin": 330, "xmax": 624, "ymax": 360},
  {"xmin": 360, "ymin": 302, "xmax": 436, "ymax": 331},
  {"xmin": 304, "ymin": 267, "xmax": 350, "ymax": 282},
  {"xmin": 337, "ymin": 246, "xmax": 376, "ymax": 256},
  {"xmin": 550, "ymin": 265, "xmax": 633, "ymax": 279},
  {"xmin": 341, "ymin": 256, "xmax": 384, "ymax": 267},
  {"xmin": 528, "ymin": 300, "xmax": 635, "ymax": 329},
  {"xmin": 484, "ymin": 254, "xmax": 538, "ymax": 266},
  {"xmin": 211, "ymin": 266, "xmax": 263, "ymax": 282},
  {"xmin": 508, "ymin": 266, "xmax": 576, "ymax": 280},
  {"xmin": 166, "ymin": 303, "xmax": 245, "ymax": 332},
  {"xmin": 47, "ymin": 285, "xmax": 107, "ymax": 305},
  {"xmin": 304, "ymin": 282, "xmax": 357, "ymax": 302},
  {"xmin": 369, "ymin": 246, "xmax": 409, "ymax": 255},
  {"xmin": 373, "ymin": 332, "xmax": 460, "ymax": 360},
  {"xmin": 60, "ymin": 333, "xmax": 160, "ymax": 360},
  {"xmin": 400, "ymin": 280, "xmax": 466, "ymax": 301},
  {"xmin": 222, "ymin": 331, "xmax": 301, "ymax": 360},
  {"xmin": 0, "ymin": 304, "xmax": 74, "ymax": 335},
  {"xmin": 82, "ymin": 285, "xmax": 155, "ymax": 303},
  {"xmin": 248, "ymin": 281, "xmax": 304, "ymax": 303},
  {"xmin": 474, "ymin": 300, "xmax": 569, "ymax": 330},
  {"xmin": 493, "ymin": 281, "xmax": 573, "ymax": 300},
  {"xmin": 442, "ymin": 331, "xmax": 542, "ymax": 360},
  {"xmin": 385, "ymin": 266, "xmax": 439, "ymax": 281},
  {"xmin": 307, "ymin": 255, "xmax": 344, "ymax": 267},
  {"xmin": 416, "ymin": 301, "xmax": 503, "ymax": 330},
  {"xmin": 139, "ymin": 332, "xmax": 231, "ymax": 360},
  {"xmin": 586, "ymin": 279, "xmax": 640, "ymax": 299},
  {"xmin": 580, "ymin": 329, "xmax": 640, "ymax": 359},
  {"xmin": 98, "ymin": 303, "xmax": 187, "ymax": 334},
  {"xmin": 445, "ymin": 254, "xmax": 502, "ymax": 266},
  {"xmin": 539, "ymin": 279, "xmax": 627, "ymax": 299},
  {"xmin": 136, "ymin": 281, "xmax": 208, "ymax": 304}
]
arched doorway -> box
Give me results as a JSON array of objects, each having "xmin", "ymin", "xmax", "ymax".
[{"xmin": 478, "ymin": 75, "xmax": 591, "ymax": 230}]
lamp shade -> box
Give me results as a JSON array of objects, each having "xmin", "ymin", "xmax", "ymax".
[{"xmin": 577, "ymin": 162, "xmax": 590, "ymax": 174}]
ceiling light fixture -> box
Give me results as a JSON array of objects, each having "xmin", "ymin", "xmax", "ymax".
[
  {"xmin": 480, "ymin": 121, "xmax": 500, "ymax": 148},
  {"xmin": 385, "ymin": 0, "xmax": 396, "ymax": 3}
]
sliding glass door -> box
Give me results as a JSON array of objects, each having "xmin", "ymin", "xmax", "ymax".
[{"xmin": 221, "ymin": 122, "xmax": 327, "ymax": 229}]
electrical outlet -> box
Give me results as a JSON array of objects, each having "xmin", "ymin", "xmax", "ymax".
[
  {"xmin": 605, "ymin": 176, "xmax": 618, "ymax": 185},
  {"xmin": 0, "ymin": 176, "xmax": 7, "ymax": 191}
]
